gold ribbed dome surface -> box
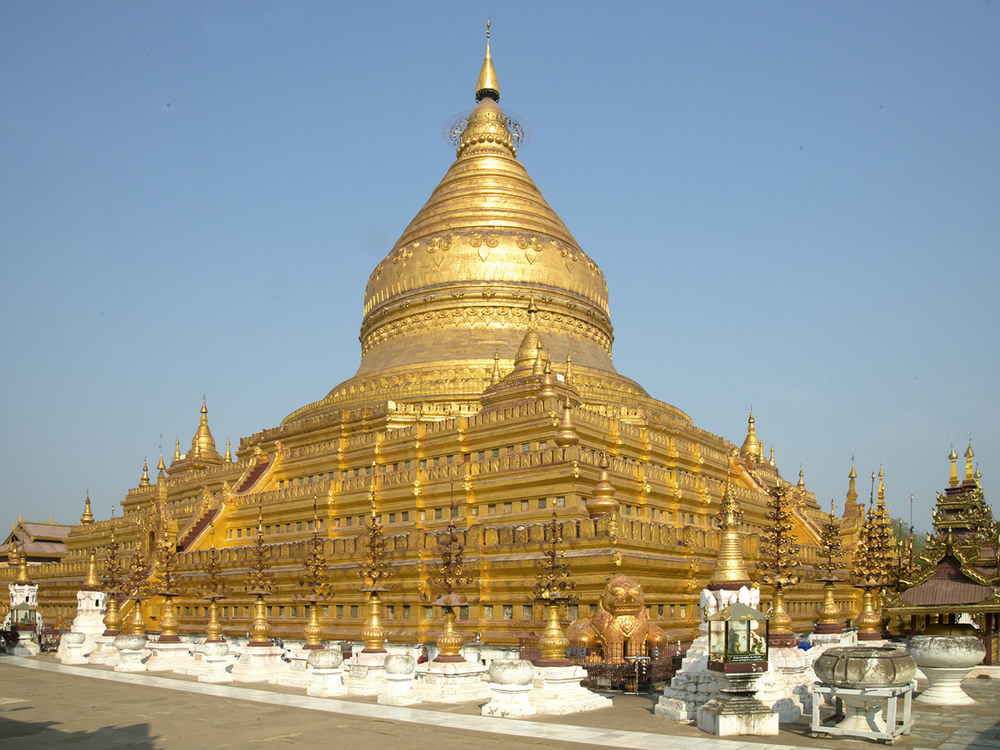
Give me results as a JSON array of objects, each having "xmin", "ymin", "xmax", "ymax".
[{"xmin": 284, "ymin": 32, "xmax": 692, "ymax": 426}]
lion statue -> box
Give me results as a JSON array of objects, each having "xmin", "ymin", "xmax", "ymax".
[{"xmin": 566, "ymin": 574, "xmax": 666, "ymax": 662}]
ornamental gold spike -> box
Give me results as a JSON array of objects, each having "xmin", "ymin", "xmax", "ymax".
[
  {"xmin": 139, "ymin": 459, "xmax": 151, "ymax": 487},
  {"xmin": 949, "ymin": 442, "xmax": 959, "ymax": 487},
  {"xmin": 475, "ymin": 19, "xmax": 499, "ymax": 102},
  {"xmin": 707, "ymin": 473, "xmax": 751, "ymax": 590},
  {"xmin": 80, "ymin": 492, "xmax": 95, "ymax": 524}
]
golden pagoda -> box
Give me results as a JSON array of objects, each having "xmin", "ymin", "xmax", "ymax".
[{"xmin": 2, "ymin": 27, "xmax": 847, "ymax": 648}]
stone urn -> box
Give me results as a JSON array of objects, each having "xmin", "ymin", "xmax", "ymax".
[
  {"xmin": 907, "ymin": 624, "xmax": 985, "ymax": 705},
  {"xmin": 488, "ymin": 659, "xmax": 535, "ymax": 685},
  {"xmin": 813, "ymin": 646, "xmax": 917, "ymax": 732},
  {"xmin": 307, "ymin": 648, "xmax": 344, "ymax": 670},
  {"xmin": 384, "ymin": 653, "xmax": 415, "ymax": 675},
  {"xmin": 202, "ymin": 640, "xmax": 229, "ymax": 659},
  {"xmin": 113, "ymin": 633, "xmax": 147, "ymax": 673}
]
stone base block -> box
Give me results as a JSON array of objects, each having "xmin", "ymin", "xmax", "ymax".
[
  {"xmin": 230, "ymin": 645, "xmax": 286, "ymax": 684},
  {"xmin": 197, "ymin": 656, "xmax": 233, "ymax": 684},
  {"xmin": 114, "ymin": 649, "xmax": 147, "ymax": 673},
  {"xmin": 344, "ymin": 652, "xmax": 388, "ymax": 696},
  {"xmin": 655, "ymin": 697, "xmax": 699, "ymax": 723},
  {"xmin": 916, "ymin": 667, "xmax": 977, "ymax": 705},
  {"xmin": 697, "ymin": 697, "xmax": 779, "ymax": 736},
  {"xmin": 377, "ymin": 673, "xmax": 420, "ymax": 706},
  {"xmin": 145, "ymin": 641, "xmax": 193, "ymax": 672},
  {"xmin": 528, "ymin": 665, "xmax": 612, "ymax": 715},
  {"xmin": 308, "ymin": 668, "xmax": 348, "ymax": 698},
  {"xmin": 482, "ymin": 682, "xmax": 535, "ymax": 717},
  {"xmin": 88, "ymin": 637, "xmax": 120, "ymax": 665},
  {"xmin": 413, "ymin": 660, "xmax": 490, "ymax": 704}
]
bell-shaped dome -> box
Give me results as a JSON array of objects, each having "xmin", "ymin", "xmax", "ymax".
[{"xmin": 284, "ymin": 30, "xmax": 690, "ymax": 426}]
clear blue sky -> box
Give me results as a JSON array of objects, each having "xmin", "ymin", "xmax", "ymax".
[{"xmin": 2, "ymin": 2, "xmax": 997, "ymax": 535}]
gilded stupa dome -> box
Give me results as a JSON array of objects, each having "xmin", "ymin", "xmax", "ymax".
[{"xmin": 285, "ymin": 29, "xmax": 690, "ymax": 425}]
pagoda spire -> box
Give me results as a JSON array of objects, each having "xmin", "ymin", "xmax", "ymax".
[
  {"xmin": 798, "ymin": 466, "xmax": 806, "ymax": 489},
  {"xmin": 739, "ymin": 409, "xmax": 762, "ymax": 462},
  {"xmin": 708, "ymin": 474, "xmax": 752, "ymax": 590},
  {"xmin": 475, "ymin": 19, "xmax": 499, "ymax": 102},
  {"xmin": 948, "ymin": 442, "xmax": 959, "ymax": 487},
  {"xmin": 554, "ymin": 397, "xmax": 579, "ymax": 447},
  {"xmin": 224, "ymin": 438, "xmax": 232, "ymax": 463},
  {"xmin": 846, "ymin": 457, "xmax": 859, "ymax": 507},
  {"xmin": 964, "ymin": 439, "xmax": 975, "ymax": 483},
  {"xmin": 586, "ymin": 453, "xmax": 619, "ymax": 519},
  {"xmin": 139, "ymin": 458, "xmax": 151, "ymax": 487},
  {"xmin": 80, "ymin": 492, "xmax": 94, "ymax": 524}
]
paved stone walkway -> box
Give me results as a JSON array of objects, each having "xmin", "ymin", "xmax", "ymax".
[{"xmin": 1, "ymin": 654, "xmax": 997, "ymax": 749}]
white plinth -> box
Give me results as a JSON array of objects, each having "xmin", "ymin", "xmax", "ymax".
[
  {"xmin": 87, "ymin": 635, "xmax": 120, "ymax": 665},
  {"xmin": 308, "ymin": 667, "xmax": 348, "ymax": 697},
  {"xmin": 144, "ymin": 640, "xmax": 193, "ymax": 672},
  {"xmin": 378, "ymin": 671, "xmax": 421, "ymax": 706},
  {"xmin": 60, "ymin": 633, "xmax": 89, "ymax": 664},
  {"xmin": 11, "ymin": 634, "xmax": 40, "ymax": 657},
  {"xmin": 917, "ymin": 667, "xmax": 978, "ymax": 705},
  {"xmin": 230, "ymin": 644, "xmax": 286, "ymax": 684},
  {"xmin": 344, "ymin": 651, "xmax": 389, "ymax": 696},
  {"xmin": 114, "ymin": 640, "xmax": 148, "ymax": 673},
  {"xmin": 483, "ymin": 682, "xmax": 535, "ymax": 717},
  {"xmin": 697, "ymin": 698, "xmax": 779, "ymax": 736},
  {"xmin": 655, "ymin": 636, "xmax": 719, "ymax": 722},
  {"xmin": 413, "ymin": 659, "xmax": 490, "ymax": 703},
  {"xmin": 274, "ymin": 648, "xmax": 312, "ymax": 688},
  {"xmin": 529, "ymin": 665, "xmax": 611, "ymax": 715}
]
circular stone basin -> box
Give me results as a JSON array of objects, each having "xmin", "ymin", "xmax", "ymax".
[
  {"xmin": 307, "ymin": 648, "xmax": 344, "ymax": 670},
  {"xmin": 202, "ymin": 641, "xmax": 229, "ymax": 658},
  {"xmin": 63, "ymin": 632, "xmax": 86, "ymax": 646},
  {"xmin": 113, "ymin": 633, "xmax": 147, "ymax": 651},
  {"xmin": 907, "ymin": 625, "xmax": 986, "ymax": 669},
  {"xmin": 489, "ymin": 659, "xmax": 535, "ymax": 686},
  {"xmin": 814, "ymin": 646, "xmax": 916, "ymax": 688},
  {"xmin": 384, "ymin": 654, "xmax": 415, "ymax": 675}
]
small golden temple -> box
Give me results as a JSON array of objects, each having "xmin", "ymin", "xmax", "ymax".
[{"xmin": 3, "ymin": 31, "xmax": 863, "ymax": 648}]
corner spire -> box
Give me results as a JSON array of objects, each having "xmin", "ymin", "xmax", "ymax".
[
  {"xmin": 964, "ymin": 438, "xmax": 975, "ymax": 483},
  {"xmin": 708, "ymin": 474, "xmax": 751, "ymax": 590},
  {"xmin": 139, "ymin": 458, "xmax": 151, "ymax": 487},
  {"xmin": 80, "ymin": 492, "xmax": 94, "ymax": 524},
  {"xmin": 586, "ymin": 453, "xmax": 619, "ymax": 519},
  {"xmin": 949, "ymin": 442, "xmax": 959, "ymax": 487},
  {"xmin": 739, "ymin": 408, "xmax": 762, "ymax": 462},
  {"xmin": 475, "ymin": 20, "xmax": 499, "ymax": 102}
]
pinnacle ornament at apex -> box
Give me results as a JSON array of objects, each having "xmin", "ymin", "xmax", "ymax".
[
  {"xmin": 949, "ymin": 442, "xmax": 959, "ymax": 487},
  {"xmin": 586, "ymin": 453, "xmax": 619, "ymax": 519},
  {"xmin": 80, "ymin": 493, "xmax": 95, "ymax": 524},
  {"xmin": 739, "ymin": 409, "xmax": 763, "ymax": 462},
  {"xmin": 475, "ymin": 19, "xmax": 499, "ymax": 102},
  {"xmin": 139, "ymin": 459, "xmax": 151, "ymax": 487},
  {"xmin": 964, "ymin": 439, "xmax": 975, "ymax": 482},
  {"xmin": 707, "ymin": 474, "xmax": 751, "ymax": 590}
]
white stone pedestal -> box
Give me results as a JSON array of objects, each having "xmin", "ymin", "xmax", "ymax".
[
  {"xmin": 655, "ymin": 635, "xmax": 719, "ymax": 722},
  {"xmin": 378, "ymin": 654, "xmax": 420, "ymax": 706},
  {"xmin": 88, "ymin": 635, "xmax": 120, "ymax": 665},
  {"xmin": 113, "ymin": 635, "xmax": 148, "ymax": 673},
  {"xmin": 483, "ymin": 683, "xmax": 535, "ymax": 717},
  {"xmin": 230, "ymin": 644, "xmax": 286, "ymax": 684},
  {"xmin": 344, "ymin": 650, "xmax": 389, "ymax": 696},
  {"xmin": 698, "ymin": 696, "xmax": 779, "ymax": 736},
  {"xmin": 11, "ymin": 632, "xmax": 40, "ymax": 657},
  {"xmin": 144, "ymin": 640, "xmax": 193, "ymax": 672},
  {"xmin": 197, "ymin": 641, "xmax": 233, "ymax": 684},
  {"xmin": 413, "ymin": 658, "xmax": 490, "ymax": 703},
  {"xmin": 308, "ymin": 666, "xmax": 347, "ymax": 697},
  {"xmin": 767, "ymin": 645, "xmax": 815, "ymax": 721},
  {"xmin": 68, "ymin": 589, "xmax": 107, "ymax": 656},
  {"xmin": 60, "ymin": 632, "xmax": 89, "ymax": 664},
  {"xmin": 528, "ymin": 665, "xmax": 611, "ymax": 715},
  {"xmin": 274, "ymin": 646, "xmax": 313, "ymax": 688}
]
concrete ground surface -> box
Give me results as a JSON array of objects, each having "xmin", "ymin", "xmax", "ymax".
[{"xmin": 0, "ymin": 654, "xmax": 997, "ymax": 749}]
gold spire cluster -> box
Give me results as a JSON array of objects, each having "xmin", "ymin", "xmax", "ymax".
[{"xmin": 707, "ymin": 475, "xmax": 751, "ymax": 590}]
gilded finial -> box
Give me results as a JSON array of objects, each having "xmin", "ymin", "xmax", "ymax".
[
  {"xmin": 708, "ymin": 474, "xmax": 751, "ymax": 589},
  {"xmin": 15, "ymin": 541, "xmax": 31, "ymax": 584},
  {"xmin": 586, "ymin": 452, "xmax": 619, "ymax": 519},
  {"xmin": 974, "ymin": 464, "xmax": 981, "ymax": 484},
  {"xmin": 846, "ymin": 458, "xmax": 859, "ymax": 507},
  {"xmin": 769, "ymin": 444, "xmax": 775, "ymax": 465},
  {"xmin": 83, "ymin": 548, "xmax": 100, "ymax": 590},
  {"xmin": 80, "ymin": 492, "xmax": 95, "ymax": 524},
  {"xmin": 476, "ymin": 19, "xmax": 499, "ymax": 102},
  {"xmin": 490, "ymin": 351, "xmax": 501, "ymax": 384},
  {"xmin": 565, "ymin": 354, "xmax": 573, "ymax": 385},
  {"xmin": 554, "ymin": 397, "xmax": 579, "ymax": 447},
  {"xmin": 877, "ymin": 467, "xmax": 885, "ymax": 501},
  {"xmin": 739, "ymin": 408, "xmax": 762, "ymax": 462},
  {"xmin": 224, "ymin": 438, "xmax": 231, "ymax": 462},
  {"xmin": 964, "ymin": 437, "xmax": 975, "ymax": 482},
  {"xmin": 173, "ymin": 438, "xmax": 181, "ymax": 461},
  {"xmin": 157, "ymin": 451, "xmax": 166, "ymax": 473},
  {"xmin": 139, "ymin": 458, "xmax": 150, "ymax": 486},
  {"xmin": 948, "ymin": 441, "xmax": 959, "ymax": 487},
  {"xmin": 797, "ymin": 466, "xmax": 805, "ymax": 489}
]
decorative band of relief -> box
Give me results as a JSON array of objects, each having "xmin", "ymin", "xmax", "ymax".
[{"xmin": 359, "ymin": 304, "xmax": 614, "ymax": 356}]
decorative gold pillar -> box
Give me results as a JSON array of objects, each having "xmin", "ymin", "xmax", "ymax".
[
  {"xmin": 130, "ymin": 599, "xmax": 147, "ymax": 638},
  {"xmin": 767, "ymin": 585, "xmax": 797, "ymax": 647},
  {"xmin": 814, "ymin": 580, "xmax": 843, "ymax": 634},
  {"xmin": 248, "ymin": 594, "xmax": 272, "ymax": 646},
  {"xmin": 434, "ymin": 605, "xmax": 465, "ymax": 662},
  {"xmin": 205, "ymin": 599, "xmax": 223, "ymax": 643},
  {"xmin": 303, "ymin": 600, "xmax": 323, "ymax": 650},
  {"xmin": 158, "ymin": 595, "xmax": 181, "ymax": 643},
  {"xmin": 855, "ymin": 587, "xmax": 882, "ymax": 641},
  {"xmin": 103, "ymin": 595, "xmax": 122, "ymax": 637},
  {"xmin": 536, "ymin": 601, "xmax": 571, "ymax": 666},
  {"xmin": 360, "ymin": 591, "xmax": 386, "ymax": 653}
]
